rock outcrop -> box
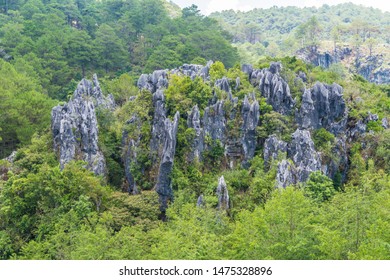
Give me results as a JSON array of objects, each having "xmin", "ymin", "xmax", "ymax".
[
  {"xmin": 276, "ymin": 160, "xmax": 297, "ymax": 188},
  {"xmin": 51, "ymin": 75, "xmax": 108, "ymax": 176},
  {"xmin": 382, "ymin": 117, "xmax": 389, "ymax": 129},
  {"xmin": 150, "ymin": 89, "xmax": 167, "ymax": 158},
  {"xmin": 296, "ymin": 82, "xmax": 347, "ymax": 135},
  {"xmin": 122, "ymin": 115, "xmax": 140, "ymax": 195},
  {"xmin": 288, "ymin": 129, "xmax": 321, "ymax": 183},
  {"xmin": 155, "ymin": 112, "xmax": 180, "ymax": 212},
  {"xmin": 265, "ymin": 129, "xmax": 321, "ymax": 188},
  {"xmin": 137, "ymin": 70, "xmax": 169, "ymax": 93},
  {"xmin": 241, "ymin": 95, "xmax": 260, "ymax": 166},
  {"xmin": 347, "ymin": 112, "xmax": 379, "ymax": 141},
  {"xmin": 251, "ymin": 62, "xmax": 295, "ymax": 115},
  {"xmin": 187, "ymin": 105, "xmax": 203, "ymax": 161},
  {"xmin": 203, "ymin": 100, "xmax": 226, "ymax": 145},
  {"xmin": 216, "ymin": 176, "xmax": 229, "ymax": 210},
  {"xmin": 263, "ymin": 135, "xmax": 287, "ymax": 167}
]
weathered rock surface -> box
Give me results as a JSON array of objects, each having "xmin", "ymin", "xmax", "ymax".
[
  {"xmin": 187, "ymin": 105, "xmax": 203, "ymax": 161},
  {"xmin": 155, "ymin": 112, "xmax": 180, "ymax": 212},
  {"xmin": 203, "ymin": 100, "xmax": 226, "ymax": 145},
  {"xmin": 122, "ymin": 115, "xmax": 140, "ymax": 195},
  {"xmin": 241, "ymin": 64, "xmax": 253, "ymax": 79},
  {"xmin": 51, "ymin": 76, "xmax": 107, "ymax": 176},
  {"xmin": 171, "ymin": 61, "xmax": 212, "ymax": 80},
  {"xmin": 296, "ymin": 46, "xmax": 389, "ymax": 85},
  {"xmin": 347, "ymin": 112, "xmax": 379, "ymax": 141},
  {"xmin": 137, "ymin": 70, "xmax": 169, "ymax": 93},
  {"xmin": 251, "ymin": 62, "xmax": 295, "ymax": 115},
  {"xmin": 288, "ymin": 129, "xmax": 321, "ymax": 183},
  {"xmin": 263, "ymin": 135, "xmax": 288, "ymax": 167},
  {"xmin": 296, "ymin": 82, "xmax": 347, "ymax": 135},
  {"xmin": 276, "ymin": 160, "xmax": 297, "ymax": 188},
  {"xmin": 150, "ymin": 89, "xmax": 167, "ymax": 158},
  {"xmin": 382, "ymin": 117, "xmax": 389, "ymax": 129},
  {"xmin": 267, "ymin": 129, "xmax": 322, "ymax": 188},
  {"xmin": 196, "ymin": 194, "xmax": 205, "ymax": 207},
  {"xmin": 241, "ymin": 95, "xmax": 260, "ymax": 166},
  {"xmin": 216, "ymin": 176, "xmax": 229, "ymax": 210}
]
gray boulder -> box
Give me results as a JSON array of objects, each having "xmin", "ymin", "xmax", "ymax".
[{"xmin": 155, "ymin": 112, "xmax": 180, "ymax": 212}]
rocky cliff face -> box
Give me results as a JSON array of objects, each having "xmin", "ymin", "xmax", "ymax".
[
  {"xmin": 296, "ymin": 82, "xmax": 347, "ymax": 135},
  {"xmin": 51, "ymin": 75, "xmax": 112, "ymax": 176},
  {"xmin": 297, "ymin": 46, "xmax": 389, "ymax": 85},
  {"xmin": 155, "ymin": 112, "xmax": 180, "ymax": 212}
]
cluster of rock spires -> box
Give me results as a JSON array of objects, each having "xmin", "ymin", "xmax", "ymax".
[
  {"xmin": 51, "ymin": 74, "xmax": 114, "ymax": 176},
  {"xmin": 50, "ymin": 61, "xmax": 388, "ymax": 214}
]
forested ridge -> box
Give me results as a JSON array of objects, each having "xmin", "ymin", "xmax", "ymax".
[
  {"xmin": 0, "ymin": 1, "xmax": 390, "ymax": 260},
  {"xmin": 210, "ymin": 3, "xmax": 390, "ymax": 84}
]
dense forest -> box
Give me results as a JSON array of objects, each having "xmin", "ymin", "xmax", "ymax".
[
  {"xmin": 0, "ymin": 0, "xmax": 390, "ymax": 260},
  {"xmin": 210, "ymin": 3, "xmax": 390, "ymax": 84}
]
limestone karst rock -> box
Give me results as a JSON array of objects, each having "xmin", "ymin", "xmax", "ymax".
[
  {"xmin": 187, "ymin": 105, "xmax": 203, "ymax": 161},
  {"xmin": 266, "ymin": 129, "xmax": 322, "ymax": 188},
  {"xmin": 382, "ymin": 117, "xmax": 389, "ymax": 129},
  {"xmin": 297, "ymin": 82, "xmax": 347, "ymax": 135},
  {"xmin": 122, "ymin": 115, "xmax": 140, "ymax": 195},
  {"xmin": 251, "ymin": 62, "xmax": 295, "ymax": 115},
  {"xmin": 150, "ymin": 89, "xmax": 167, "ymax": 158},
  {"xmin": 263, "ymin": 135, "xmax": 288, "ymax": 167},
  {"xmin": 155, "ymin": 112, "xmax": 180, "ymax": 212},
  {"xmin": 216, "ymin": 175, "xmax": 229, "ymax": 210},
  {"xmin": 203, "ymin": 100, "xmax": 226, "ymax": 145},
  {"xmin": 196, "ymin": 194, "xmax": 205, "ymax": 207},
  {"xmin": 241, "ymin": 94, "xmax": 260, "ymax": 166},
  {"xmin": 347, "ymin": 112, "xmax": 380, "ymax": 141},
  {"xmin": 288, "ymin": 129, "xmax": 322, "ymax": 183},
  {"xmin": 276, "ymin": 160, "xmax": 297, "ymax": 188},
  {"xmin": 51, "ymin": 75, "xmax": 110, "ymax": 176}
]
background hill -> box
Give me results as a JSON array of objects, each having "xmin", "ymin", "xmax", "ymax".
[{"xmin": 209, "ymin": 3, "xmax": 390, "ymax": 83}]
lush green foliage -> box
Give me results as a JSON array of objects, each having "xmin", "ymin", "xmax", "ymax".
[
  {"xmin": 0, "ymin": 2, "xmax": 389, "ymax": 261},
  {"xmin": 211, "ymin": 3, "xmax": 389, "ymax": 59},
  {"xmin": 0, "ymin": 0, "xmax": 238, "ymax": 99}
]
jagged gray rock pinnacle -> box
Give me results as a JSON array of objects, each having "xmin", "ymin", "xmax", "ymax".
[
  {"xmin": 216, "ymin": 175, "xmax": 229, "ymax": 210},
  {"xmin": 155, "ymin": 112, "xmax": 180, "ymax": 212},
  {"xmin": 51, "ymin": 75, "xmax": 109, "ymax": 176}
]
